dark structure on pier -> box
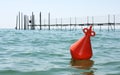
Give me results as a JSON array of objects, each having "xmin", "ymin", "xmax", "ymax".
[{"xmin": 15, "ymin": 12, "xmax": 120, "ymax": 31}]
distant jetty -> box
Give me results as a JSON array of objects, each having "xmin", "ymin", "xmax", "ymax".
[{"xmin": 15, "ymin": 12, "xmax": 120, "ymax": 31}]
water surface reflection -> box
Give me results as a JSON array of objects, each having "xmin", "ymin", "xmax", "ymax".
[{"xmin": 70, "ymin": 59, "xmax": 94, "ymax": 75}]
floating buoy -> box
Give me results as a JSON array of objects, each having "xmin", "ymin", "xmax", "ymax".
[{"xmin": 70, "ymin": 25, "xmax": 95, "ymax": 60}]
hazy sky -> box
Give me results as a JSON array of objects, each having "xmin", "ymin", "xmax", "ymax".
[{"xmin": 0, "ymin": 0, "xmax": 120, "ymax": 28}]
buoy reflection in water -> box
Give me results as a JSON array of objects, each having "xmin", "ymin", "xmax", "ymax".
[{"xmin": 70, "ymin": 59, "xmax": 94, "ymax": 75}]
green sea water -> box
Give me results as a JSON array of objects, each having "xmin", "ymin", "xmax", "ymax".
[{"xmin": 0, "ymin": 29, "xmax": 120, "ymax": 75}]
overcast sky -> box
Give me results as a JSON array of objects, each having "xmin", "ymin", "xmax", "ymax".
[{"xmin": 0, "ymin": 0, "xmax": 120, "ymax": 28}]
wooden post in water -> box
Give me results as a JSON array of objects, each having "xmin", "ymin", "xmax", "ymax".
[
  {"xmin": 56, "ymin": 18, "xmax": 58, "ymax": 30},
  {"xmin": 44, "ymin": 19, "xmax": 46, "ymax": 30},
  {"xmin": 70, "ymin": 17, "xmax": 71, "ymax": 30},
  {"xmin": 108, "ymin": 15, "xmax": 110, "ymax": 31},
  {"xmin": 87, "ymin": 16, "xmax": 89, "ymax": 26},
  {"xmin": 92, "ymin": 16, "xmax": 94, "ymax": 30},
  {"xmin": 26, "ymin": 15, "xmax": 29, "ymax": 30},
  {"xmin": 48, "ymin": 12, "xmax": 50, "ymax": 30},
  {"xmin": 113, "ymin": 15, "xmax": 115, "ymax": 31},
  {"xmin": 19, "ymin": 12, "xmax": 20, "ymax": 30},
  {"xmin": 15, "ymin": 15, "xmax": 18, "ymax": 30},
  {"xmin": 61, "ymin": 18, "xmax": 62, "ymax": 30},
  {"xmin": 24, "ymin": 15, "xmax": 26, "ymax": 30},
  {"xmin": 31, "ymin": 12, "xmax": 35, "ymax": 30},
  {"xmin": 75, "ymin": 17, "xmax": 77, "ymax": 30},
  {"xmin": 40, "ymin": 12, "xmax": 42, "ymax": 30},
  {"xmin": 21, "ymin": 12, "xmax": 23, "ymax": 30}
]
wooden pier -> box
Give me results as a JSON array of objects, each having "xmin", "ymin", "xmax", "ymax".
[{"xmin": 15, "ymin": 12, "xmax": 120, "ymax": 31}]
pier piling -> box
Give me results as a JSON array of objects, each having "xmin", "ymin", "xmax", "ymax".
[
  {"xmin": 15, "ymin": 15, "xmax": 18, "ymax": 30},
  {"xmin": 40, "ymin": 12, "xmax": 42, "ymax": 30},
  {"xmin": 48, "ymin": 12, "xmax": 50, "ymax": 30},
  {"xmin": 19, "ymin": 12, "xmax": 20, "ymax": 30}
]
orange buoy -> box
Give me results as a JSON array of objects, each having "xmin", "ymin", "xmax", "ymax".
[{"xmin": 70, "ymin": 25, "xmax": 95, "ymax": 60}]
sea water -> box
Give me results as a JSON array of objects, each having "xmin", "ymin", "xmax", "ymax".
[{"xmin": 0, "ymin": 29, "xmax": 120, "ymax": 75}]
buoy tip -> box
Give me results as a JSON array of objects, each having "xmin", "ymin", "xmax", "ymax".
[{"xmin": 90, "ymin": 25, "xmax": 92, "ymax": 29}]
